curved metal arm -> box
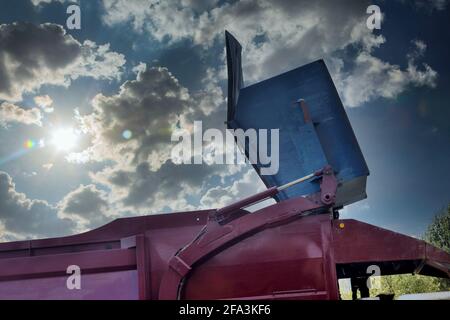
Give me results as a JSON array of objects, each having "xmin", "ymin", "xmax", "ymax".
[{"xmin": 158, "ymin": 165, "xmax": 337, "ymax": 299}]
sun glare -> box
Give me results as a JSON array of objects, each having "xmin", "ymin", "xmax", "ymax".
[{"xmin": 50, "ymin": 128, "xmax": 78, "ymax": 152}]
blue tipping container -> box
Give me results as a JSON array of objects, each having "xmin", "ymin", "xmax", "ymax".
[{"xmin": 225, "ymin": 31, "xmax": 369, "ymax": 207}]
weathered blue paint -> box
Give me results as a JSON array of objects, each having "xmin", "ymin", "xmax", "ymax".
[{"xmin": 226, "ymin": 31, "xmax": 369, "ymax": 207}]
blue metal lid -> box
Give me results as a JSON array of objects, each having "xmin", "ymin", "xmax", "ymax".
[{"xmin": 225, "ymin": 31, "xmax": 369, "ymax": 207}]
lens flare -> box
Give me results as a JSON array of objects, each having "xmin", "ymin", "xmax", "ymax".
[
  {"xmin": 122, "ymin": 130, "xmax": 132, "ymax": 139},
  {"xmin": 24, "ymin": 139, "xmax": 36, "ymax": 149}
]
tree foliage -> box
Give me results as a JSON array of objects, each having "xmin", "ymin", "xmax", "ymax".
[
  {"xmin": 425, "ymin": 204, "xmax": 450, "ymax": 253},
  {"xmin": 374, "ymin": 205, "xmax": 450, "ymax": 297},
  {"xmin": 423, "ymin": 204, "xmax": 450, "ymax": 292},
  {"xmin": 340, "ymin": 205, "xmax": 450, "ymax": 299},
  {"xmin": 370, "ymin": 274, "xmax": 444, "ymax": 297}
]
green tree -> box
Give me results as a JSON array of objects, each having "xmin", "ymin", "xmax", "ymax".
[
  {"xmin": 423, "ymin": 204, "xmax": 450, "ymax": 291},
  {"xmin": 368, "ymin": 205, "xmax": 450, "ymax": 298},
  {"xmin": 425, "ymin": 204, "xmax": 450, "ymax": 253},
  {"xmin": 372, "ymin": 274, "xmax": 443, "ymax": 297},
  {"xmin": 341, "ymin": 205, "xmax": 450, "ymax": 299}
]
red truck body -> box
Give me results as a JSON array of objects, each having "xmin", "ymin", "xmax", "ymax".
[{"xmin": 1, "ymin": 203, "xmax": 449, "ymax": 300}]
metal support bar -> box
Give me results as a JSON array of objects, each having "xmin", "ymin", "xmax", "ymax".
[
  {"xmin": 278, "ymin": 169, "xmax": 323, "ymax": 191},
  {"xmin": 214, "ymin": 168, "xmax": 324, "ymax": 223}
]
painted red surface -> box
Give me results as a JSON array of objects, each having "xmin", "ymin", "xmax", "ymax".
[{"xmin": 0, "ymin": 204, "xmax": 449, "ymax": 300}]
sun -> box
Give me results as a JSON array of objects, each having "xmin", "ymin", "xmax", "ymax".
[{"xmin": 50, "ymin": 128, "xmax": 78, "ymax": 152}]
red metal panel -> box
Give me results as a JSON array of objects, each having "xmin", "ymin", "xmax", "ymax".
[
  {"xmin": 0, "ymin": 248, "xmax": 136, "ymax": 281},
  {"xmin": 0, "ymin": 209, "xmax": 210, "ymax": 257},
  {"xmin": 183, "ymin": 215, "xmax": 334, "ymax": 300},
  {"xmin": 426, "ymin": 243, "xmax": 450, "ymax": 265},
  {"xmin": 0, "ymin": 270, "xmax": 139, "ymax": 300},
  {"xmin": 158, "ymin": 196, "xmax": 327, "ymax": 299},
  {"xmin": 145, "ymin": 225, "xmax": 209, "ymax": 297},
  {"xmin": 136, "ymin": 234, "xmax": 152, "ymax": 300},
  {"xmin": 320, "ymin": 218, "xmax": 339, "ymax": 299},
  {"xmin": 332, "ymin": 219, "xmax": 426, "ymax": 263},
  {"xmin": 332, "ymin": 219, "xmax": 450, "ymax": 279},
  {"xmin": 228, "ymin": 290, "xmax": 329, "ymax": 300},
  {"xmin": 0, "ymin": 206, "xmax": 449, "ymax": 299}
]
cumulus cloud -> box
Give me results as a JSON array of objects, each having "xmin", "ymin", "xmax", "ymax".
[
  {"xmin": 34, "ymin": 95, "xmax": 54, "ymax": 113},
  {"xmin": 58, "ymin": 184, "xmax": 111, "ymax": 229},
  {"xmin": 71, "ymin": 64, "xmax": 225, "ymax": 168},
  {"xmin": 0, "ymin": 102, "xmax": 43, "ymax": 127},
  {"xmin": 430, "ymin": 0, "xmax": 449, "ymax": 9},
  {"xmin": 71, "ymin": 65, "xmax": 191, "ymax": 168},
  {"xmin": 101, "ymin": 0, "xmax": 438, "ymax": 108},
  {"xmin": 70, "ymin": 0, "xmax": 440, "ymax": 216},
  {"xmin": 89, "ymin": 159, "xmax": 238, "ymax": 213},
  {"xmin": 42, "ymin": 163, "xmax": 54, "ymax": 170},
  {"xmin": 336, "ymin": 39, "xmax": 437, "ymax": 107},
  {"xmin": 0, "ymin": 171, "xmax": 75, "ymax": 240},
  {"xmin": 31, "ymin": 0, "xmax": 74, "ymax": 7},
  {"xmin": 0, "ymin": 171, "xmax": 119, "ymax": 239},
  {"xmin": 413, "ymin": 0, "xmax": 449, "ymax": 11},
  {"xmin": 66, "ymin": 63, "xmax": 245, "ymax": 213},
  {"xmin": 101, "ymin": 0, "xmax": 373, "ymax": 81},
  {"xmin": 0, "ymin": 22, "xmax": 125, "ymax": 102},
  {"xmin": 200, "ymin": 169, "xmax": 272, "ymax": 210}
]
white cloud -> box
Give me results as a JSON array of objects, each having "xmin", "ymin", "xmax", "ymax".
[
  {"xmin": 0, "ymin": 171, "xmax": 76, "ymax": 239},
  {"xmin": 72, "ymin": 65, "xmax": 192, "ymax": 168},
  {"xmin": 91, "ymin": 160, "xmax": 229, "ymax": 213},
  {"xmin": 200, "ymin": 169, "xmax": 273, "ymax": 210},
  {"xmin": 0, "ymin": 23, "xmax": 126, "ymax": 102},
  {"xmin": 31, "ymin": 0, "xmax": 74, "ymax": 6},
  {"xmin": 34, "ymin": 95, "xmax": 53, "ymax": 108},
  {"xmin": 336, "ymin": 40, "xmax": 437, "ymax": 107},
  {"xmin": 71, "ymin": 63, "xmax": 226, "ymax": 167},
  {"xmin": 58, "ymin": 184, "xmax": 112, "ymax": 230},
  {"xmin": 101, "ymin": 0, "xmax": 374, "ymax": 82},
  {"xmin": 0, "ymin": 102, "xmax": 43, "ymax": 127},
  {"xmin": 66, "ymin": 0, "xmax": 440, "ymax": 219},
  {"xmin": 34, "ymin": 95, "xmax": 54, "ymax": 113},
  {"xmin": 413, "ymin": 0, "xmax": 449, "ymax": 11},
  {"xmin": 0, "ymin": 171, "xmax": 119, "ymax": 239},
  {"xmin": 431, "ymin": 0, "xmax": 449, "ymax": 9},
  {"xmin": 132, "ymin": 61, "xmax": 147, "ymax": 74},
  {"xmin": 66, "ymin": 63, "xmax": 241, "ymax": 214},
  {"xmin": 42, "ymin": 163, "xmax": 54, "ymax": 170},
  {"xmin": 101, "ymin": 0, "xmax": 438, "ymax": 107}
]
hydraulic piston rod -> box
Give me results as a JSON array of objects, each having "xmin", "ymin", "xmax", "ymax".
[{"xmin": 215, "ymin": 167, "xmax": 326, "ymax": 219}]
